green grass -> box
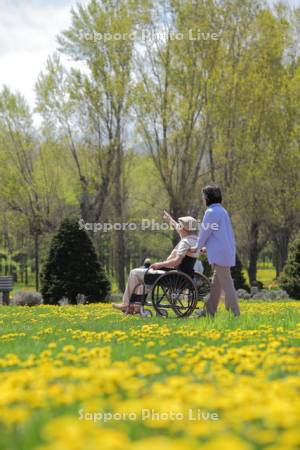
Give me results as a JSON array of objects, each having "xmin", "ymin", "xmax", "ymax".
[
  {"xmin": 1, "ymin": 301, "xmax": 298, "ymax": 359},
  {"xmin": 0, "ymin": 301, "xmax": 298, "ymax": 356},
  {"xmin": 12, "ymin": 282, "xmax": 36, "ymax": 294},
  {"xmin": 0, "ymin": 301, "xmax": 299, "ymax": 381}
]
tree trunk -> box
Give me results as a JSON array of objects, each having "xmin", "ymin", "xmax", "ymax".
[
  {"xmin": 170, "ymin": 199, "xmax": 184, "ymax": 247},
  {"xmin": 208, "ymin": 124, "xmax": 215, "ymax": 182},
  {"xmin": 25, "ymin": 264, "xmax": 28, "ymax": 285},
  {"xmin": 114, "ymin": 141, "xmax": 125, "ymax": 291},
  {"xmin": 273, "ymin": 227, "xmax": 290, "ymax": 277},
  {"xmin": 115, "ymin": 229, "xmax": 125, "ymax": 291},
  {"xmin": 79, "ymin": 176, "xmax": 92, "ymax": 222},
  {"xmin": 34, "ymin": 233, "xmax": 40, "ymax": 291},
  {"xmin": 247, "ymin": 221, "xmax": 259, "ymax": 284},
  {"xmin": 125, "ymin": 250, "xmax": 131, "ymax": 276}
]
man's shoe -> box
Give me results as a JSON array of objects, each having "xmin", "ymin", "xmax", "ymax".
[
  {"xmin": 129, "ymin": 304, "xmax": 141, "ymax": 314},
  {"xmin": 195, "ymin": 309, "xmax": 207, "ymax": 317}
]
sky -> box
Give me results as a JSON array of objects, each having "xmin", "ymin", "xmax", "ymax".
[
  {"xmin": 0, "ymin": 0, "xmax": 299, "ymax": 110},
  {"xmin": 0, "ymin": 0, "xmax": 80, "ymax": 106}
]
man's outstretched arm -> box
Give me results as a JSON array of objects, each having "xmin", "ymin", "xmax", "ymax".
[{"xmin": 163, "ymin": 210, "xmax": 181, "ymax": 236}]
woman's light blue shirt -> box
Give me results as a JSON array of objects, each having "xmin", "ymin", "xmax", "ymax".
[{"xmin": 196, "ymin": 203, "xmax": 236, "ymax": 267}]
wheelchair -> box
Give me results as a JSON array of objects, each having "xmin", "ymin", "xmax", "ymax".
[{"xmin": 127, "ymin": 256, "xmax": 211, "ymax": 318}]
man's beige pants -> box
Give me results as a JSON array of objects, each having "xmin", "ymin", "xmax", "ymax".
[
  {"xmin": 122, "ymin": 268, "xmax": 166, "ymax": 305},
  {"xmin": 205, "ymin": 265, "xmax": 240, "ymax": 316},
  {"xmin": 122, "ymin": 268, "xmax": 146, "ymax": 305}
]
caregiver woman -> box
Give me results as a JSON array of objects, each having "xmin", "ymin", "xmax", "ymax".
[{"xmin": 191, "ymin": 185, "xmax": 240, "ymax": 317}]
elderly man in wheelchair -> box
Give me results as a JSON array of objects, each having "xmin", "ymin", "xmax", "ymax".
[{"xmin": 112, "ymin": 212, "xmax": 211, "ymax": 317}]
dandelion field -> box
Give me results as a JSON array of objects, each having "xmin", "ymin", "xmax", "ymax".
[{"xmin": 0, "ymin": 302, "xmax": 299, "ymax": 450}]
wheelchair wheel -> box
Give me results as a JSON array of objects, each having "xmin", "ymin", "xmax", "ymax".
[
  {"xmin": 151, "ymin": 271, "xmax": 197, "ymax": 317},
  {"xmin": 156, "ymin": 308, "xmax": 168, "ymax": 318},
  {"xmin": 140, "ymin": 309, "xmax": 152, "ymax": 318}
]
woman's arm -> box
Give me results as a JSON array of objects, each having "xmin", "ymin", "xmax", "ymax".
[{"xmin": 190, "ymin": 209, "xmax": 216, "ymax": 251}]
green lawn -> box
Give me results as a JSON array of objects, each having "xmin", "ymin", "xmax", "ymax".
[
  {"xmin": 241, "ymin": 263, "xmax": 277, "ymax": 288},
  {"xmin": 256, "ymin": 263, "xmax": 277, "ymax": 287}
]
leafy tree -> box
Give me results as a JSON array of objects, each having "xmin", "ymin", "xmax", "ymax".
[
  {"xmin": 264, "ymin": 60, "xmax": 300, "ymax": 276},
  {"xmin": 135, "ymin": 0, "xmax": 223, "ymax": 242},
  {"xmin": 41, "ymin": 218, "xmax": 110, "ymax": 304},
  {"xmin": 213, "ymin": 4, "xmax": 300, "ymax": 282},
  {"xmin": 0, "ymin": 87, "xmax": 64, "ymax": 289},
  {"xmin": 36, "ymin": 0, "xmax": 150, "ymax": 290},
  {"xmin": 279, "ymin": 233, "xmax": 300, "ymax": 299}
]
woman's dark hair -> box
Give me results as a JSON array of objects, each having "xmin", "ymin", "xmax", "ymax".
[{"xmin": 202, "ymin": 185, "xmax": 222, "ymax": 206}]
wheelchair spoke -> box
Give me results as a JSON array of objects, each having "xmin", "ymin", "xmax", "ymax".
[
  {"xmin": 193, "ymin": 273, "xmax": 211, "ymax": 300},
  {"xmin": 175, "ymin": 276, "xmax": 188, "ymax": 292},
  {"xmin": 155, "ymin": 285, "xmax": 169, "ymax": 305}
]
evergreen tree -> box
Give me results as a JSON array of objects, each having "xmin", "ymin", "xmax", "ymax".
[
  {"xmin": 41, "ymin": 218, "xmax": 110, "ymax": 304},
  {"xmin": 279, "ymin": 233, "xmax": 300, "ymax": 299},
  {"xmin": 231, "ymin": 254, "xmax": 250, "ymax": 292}
]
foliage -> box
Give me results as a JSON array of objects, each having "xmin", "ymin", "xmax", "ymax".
[
  {"xmin": 251, "ymin": 280, "xmax": 264, "ymax": 290},
  {"xmin": 231, "ymin": 255, "xmax": 250, "ymax": 292},
  {"xmin": 279, "ymin": 233, "xmax": 300, "ymax": 299},
  {"xmin": 1, "ymin": 0, "xmax": 300, "ymax": 287},
  {"xmin": 41, "ymin": 218, "xmax": 110, "ymax": 304}
]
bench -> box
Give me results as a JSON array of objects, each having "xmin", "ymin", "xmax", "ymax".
[{"xmin": 0, "ymin": 276, "xmax": 13, "ymax": 305}]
